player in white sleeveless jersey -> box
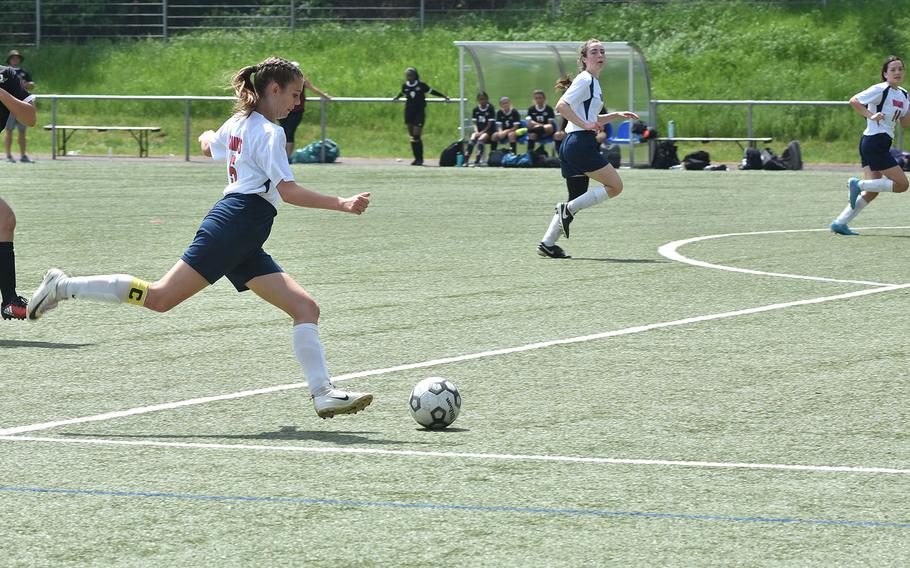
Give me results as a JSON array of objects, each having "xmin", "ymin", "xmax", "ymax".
[
  {"xmin": 28, "ymin": 57, "xmax": 374, "ymax": 419},
  {"xmin": 537, "ymin": 39, "xmax": 638, "ymax": 258},
  {"xmin": 830, "ymin": 55, "xmax": 910, "ymax": 235}
]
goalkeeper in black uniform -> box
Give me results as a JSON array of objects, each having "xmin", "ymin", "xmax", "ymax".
[
  {"xmin": 0, "ymin": 65, "xmax": 37, "ymax": 319},
  {"xmin": 393, "ymin": 67, "xmax": 449, "ymax": 166}
]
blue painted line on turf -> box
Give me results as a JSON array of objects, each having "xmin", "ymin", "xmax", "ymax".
[{"xmin": 1, "ymin": 486, "xmax": 908, "ymax": 528}]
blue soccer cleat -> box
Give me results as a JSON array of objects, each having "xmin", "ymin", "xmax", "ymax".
[
  {"xmin": 829, "ymin": 222, "xmax": 859, "ymax": 236},
  {"xmin": 848, "ymin": 177, "xmax": 861, "ymax": 209}
]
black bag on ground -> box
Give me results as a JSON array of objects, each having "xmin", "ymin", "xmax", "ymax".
[
  {"xmin": 601, "ymin": 143, "xmax": 622, "ymax": 168},
  {"xmin": 683, "ymin": 150, "xmax": 710, "ymax": 170},
  {"xmin": 739, "ymin": 147, "xmax": 762, "ymax": 170},
  {"xmin": 487, "ymin": 149, "xmax": 505, "ymax": 167},
  {"xmin": 438, "ymin": 140, "xmax": 464, "ymax": 167},
  {"xmin": 761, "ymin": 147, "xmax": 788, "ymax": 170},
  {"xmin": 781, "ymin": 140, "xmax": 803, "ymax": 170},
  {"xmin": 651, "ymin": 140, "xmax": 680, "ymax": 169}
]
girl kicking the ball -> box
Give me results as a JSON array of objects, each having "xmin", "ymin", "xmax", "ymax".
[
  {"xmin": 829, "ymin": 55, "xmax": 910, "ymax": 235},
  {"xmin": 537, "ymin": 39, "xmax": 639, "ymax": 259},
  {"xmin": 28, "ymin": 57, "xmax": 374, "ymax": 419}
]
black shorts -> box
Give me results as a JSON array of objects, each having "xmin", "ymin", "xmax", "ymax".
[
  {"xmin": 180, "ymin": 194, "xmax": 283, "ymax": 292},
  {"xmin": 279, "ymin": 109, "xmax": 304, "ymax": 144},
  {"xmin": 859, "ymin": 133, "xmax": 898, "ymax": 172},
  {"xmin": 405, "ymin": 106, "xmax": 425, "ymax": 127},
  {"xmin": 559, "ymin": 131, "xmax": 609, "ymax": 178}
]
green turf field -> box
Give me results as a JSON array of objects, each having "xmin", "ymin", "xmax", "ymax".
[{"xmin": 2, "ymin": 160, "xmax": 910, "ymax": 565}]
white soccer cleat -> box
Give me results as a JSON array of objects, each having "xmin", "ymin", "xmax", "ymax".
[
  {"xmin": 312, "ymin": 388, "xmax": 374, "ymax": 419},
  {"xmin": 27, "ymin": 268, "xmax": 68, "ymax": 321}
]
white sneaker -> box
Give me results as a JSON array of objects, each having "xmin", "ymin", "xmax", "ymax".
[
  {"xmin": 27, "ymin": 268, "xmax": 68, "ymax": 320},
  {"xmin": 312, "ymin": 388, "xmax": 374, "ymax": 419}
]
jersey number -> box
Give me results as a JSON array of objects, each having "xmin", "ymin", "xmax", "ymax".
[
  {"xmin": 893, "ymin": 110, "xmax": 903, "ymax": 123},
  {"xmin": 229, "ymin": 153, "xmax": 238, "ymax": 183}
]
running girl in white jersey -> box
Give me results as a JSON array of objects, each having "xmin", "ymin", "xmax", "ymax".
[
  {"xmin": 28, "ymin": 57, "xmax": 374, "ymax": 419},
  {"xmin": 537, "ymin": 39, "xmax": 639, "ymax": 258},
  {"xmin": 829, "ymin": 55, "xmax": 910, "ymax": 235}
]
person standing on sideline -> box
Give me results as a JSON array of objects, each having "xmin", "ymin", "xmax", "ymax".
[
  {"xmin": 278, "ymin": 61, "xmax": 331, "ymax": 161},
  {"xmin": 393, "ymin": 67, "xmax": 448, "ymax": 166},
  {"xmin": 0, "ymin": 64, "xmax": 36, "ymax": 319},
  {"xmin": 28, "ymin": 57, "xmax": 374, "ymax": 418},
  {"xmin": 4, "ymin": 50, "xmax": 35, "ymax": 164},
  {"xmin": 829, "ymin": 55, "xmax": 910, "ymax": 235},
  {"xmin": 537, "ymin": 39, "xmax": 639, "ymax": 259}
]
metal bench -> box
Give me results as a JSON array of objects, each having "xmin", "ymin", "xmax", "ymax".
[
  {"xmin": 43, "ymin": 125, "xmax": 161, "ymax": 158},
  {"xmin": 665, "ymin": 137, "xmax": 772, "ymax": 150}
]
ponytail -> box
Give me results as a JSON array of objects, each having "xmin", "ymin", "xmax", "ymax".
[
  {"xmin": 231, "ymin": 57, "xmax": 303, "ymax": 116},
  {"xmin": 232, "ymin": 65, "xmax": 259, "ymax": 116},
  {"xmin": 555, "ymin": 74, "xmax": 573, "ymax": 92}
]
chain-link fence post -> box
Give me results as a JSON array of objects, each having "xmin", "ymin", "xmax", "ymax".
[
  {"xmin": 419, "ymin": 0, "xmax": 424, "ymax": 32},
  {"xmin": 162, "ymin": 0, "xmax": 168, "ymax": 40},
  {"xmin": 35, "ymin": 0, "xmax": 41, "ymax": 48},
  {"xmin": 290, "ymin": 1, "xmax": 296, "ymax": 33}
]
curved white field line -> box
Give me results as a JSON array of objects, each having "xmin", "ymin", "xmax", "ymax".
[
  {"xmin": 3, "ymin": 226, "xmax": 910, "ymax": 444},
  {"xmin": 658, "ymin": 226, "xmax": 910, "ymax": 287}
]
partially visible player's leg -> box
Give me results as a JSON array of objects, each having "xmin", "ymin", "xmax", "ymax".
[
  {"xmin": 17, "ymin": 126, "xmax": 29, "ymax": 162},
  {"xmin": 409, "ymin": 124, "xmax": 424, "ymax": 166},
  {"xmin": 856, "ymin": 165, "xmax": 909, "ymax": 194},
  {"xmin": 246, "ymin": 271, "xmax": 373, "ymax": 418},
  {"xmin": 28, "ymin": 260, "xmax": 208, "ymax": 320},
  {"xmin": 832, "ymin": 167, "xmax": 878, "ymax": 235},
  {"xmin": 0, "ymin": 198, "xmax": 27, "ymax": 320},
  {"xmin": 3, "ymin": 127, "xmax": 12, "ymax": 162}
]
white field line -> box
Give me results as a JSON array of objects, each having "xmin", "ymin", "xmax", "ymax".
[
  {"xmin": 3, "ymin": 435, "xmax": 909, "ymax": 475},
  {"xmin": 657, "ymin": 226, "xmax": 910, "ymax": 286},
  {"xmin": 2, "ymin": 283, "xmax": 909, "ymax": 437}
]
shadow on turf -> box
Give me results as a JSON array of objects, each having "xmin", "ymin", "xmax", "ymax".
[
  {"xmin": 61, "ymin": 426, "xmax": 430, "ymax": 446},
  {"xmin": 567, "ymin": 257, "xmax": 666, "ymax": 263},
  {"xmin": 0, "ymin": 339, "xmax": 94, "ymax": 349}
]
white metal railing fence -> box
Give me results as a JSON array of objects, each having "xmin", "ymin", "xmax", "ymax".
[
  {"xmin": 649, "ymin": 98, "xmax": 903, "ymax": 150},
  {"xmin": 34, "ymin": 94, "xmax": 461, "ymax": 162},
  {"xmin": 35, "ymin": 95, "xmax": 868, "ymax": 161}
]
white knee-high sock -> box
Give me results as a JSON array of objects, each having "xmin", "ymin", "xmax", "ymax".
[
  {"xmin": 293, "ymin": 323, "xmax": 333, "ymax": 397},
  {"xmin": 541, "ymin": 213, "xmax": 562, "ymax": 246},
  {"xmin": 834, "ymin": 196, "xmax": 868, "ymax": 224},
  {"xmin": 63, "ymin": 274, "xmax": 149, "ymax": 307},
  {"xmin": 567, "ymin": 186, "xmax": 609, "ymax": 214},
  {"xmin": 858, "ymin": 178, "xmax": 894, "ymax": 192}
]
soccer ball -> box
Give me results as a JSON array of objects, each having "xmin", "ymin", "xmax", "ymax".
[{"xmin": 408, "ymin": 377, "xmax": 461, "ymax": 429}]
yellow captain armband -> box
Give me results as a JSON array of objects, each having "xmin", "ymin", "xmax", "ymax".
[{"xmin": 125, "ymin": 278, "xmax": 150, "ymax": 307}]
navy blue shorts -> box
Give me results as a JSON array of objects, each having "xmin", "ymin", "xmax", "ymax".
[
  {"xmin": 180, "ymin": 193, "xmax": 283, "ymax": 292},
  {"xmin": 560, "ymin": 131, "xmax": 609, "ymax": 178},
  {"xmin": 405, "ymin": 107, "xmax": 425, "ymax": 127},
  {"xmin": 859, "ymin": 133, "xmax": 898, "ymax": 172}
]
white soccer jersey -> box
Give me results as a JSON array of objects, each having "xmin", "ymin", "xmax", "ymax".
[
  {"xmin": 855, "ymin": 82, "xmax": 909, "ymax": 138},
  {"xmin": 560, "ymin": 70, "xmax": 603, "ymax": 133},
  {"xmin": 209, "ymin": 111, "xmax": 294, "ymax": 208}
]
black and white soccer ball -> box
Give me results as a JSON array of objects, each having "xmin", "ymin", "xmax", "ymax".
[{"xmin": 408, "ymin": 377, "xmax": 461, "ymax": 429}]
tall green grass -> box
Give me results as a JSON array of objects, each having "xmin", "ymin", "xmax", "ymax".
[{"xmin": 14, "ymin": 0, "xmax": 910, "ymax": 161}]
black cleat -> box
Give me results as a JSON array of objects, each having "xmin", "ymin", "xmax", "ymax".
[
  {"xmin": 1, "ymin": 295, "xmax": 28, "ymax": 320},
  {"xmin": 410, "ymin": 159, "xmax": 424, "ymax": 166},
  {"xmin": 555, "ymin": 202, "xmax": 574, "ymax": 238},
  {"xmin": 538, "ymin": 242, "xmax": 571, "ymax": 259}
]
